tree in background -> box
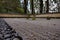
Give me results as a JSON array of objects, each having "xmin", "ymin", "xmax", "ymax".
[
  {"xmin": 30, "ymin": 0, "xmax": 35, "ymax": 14},
  {"xmin": 33, "ymin": 0, "xmax": 40, "ymax": 14},
  {"xmin": 0, "ymin": 0, "xmax": 59, "ymax": 14},
  {"xmin": 39, "ymin": 0, "xmax": 43, "ymax": 13},
  {"xmin": 24, "ymin": 0, "xmax": 28, "ymax": 14},
  {"xmin": 46, "ymin": 0, "xmax": 49, "ymax": 13}
]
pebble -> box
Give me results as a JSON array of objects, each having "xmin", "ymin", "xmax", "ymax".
[{"xmin": 13, "ymin": 38, "xmax": 19, "ymax": 40}]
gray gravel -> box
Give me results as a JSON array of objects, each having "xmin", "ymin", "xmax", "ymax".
[
  {"xmin": 0, "ymin": 18, "xmax": 23, "ymax": 40},
  {"xmin": 4, "ymin": 18, "xmax": 60, "ymax": 40}
]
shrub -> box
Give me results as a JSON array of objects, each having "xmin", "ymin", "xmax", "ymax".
[{"xmin": 16, "ymin": 7, "xmax": 24, "ymax": 14}]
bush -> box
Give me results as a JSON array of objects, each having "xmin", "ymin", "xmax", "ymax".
[
  {"xmin": 0, "ymin": 8, "xmax": 7, "ymax": 13},
  {"xmin": 16, "ymin": 7, "xmax": 24, "ymax": 14}
]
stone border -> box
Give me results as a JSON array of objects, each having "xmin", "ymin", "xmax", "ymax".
[{"xmin": 0, "ymin": 13, "xmax": 60, "ymax": 18}]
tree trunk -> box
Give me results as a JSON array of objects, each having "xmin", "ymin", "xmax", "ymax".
[
  {"xmin": 40, "ymin": 0, "xmax": 43, "ymax": 14},
  {"xmin": 31, "ymin": 0, "xmax": 34, "ymax": 14},
  {"xmin": 46, "ymin": 0, "xmax": 49, "ymax": 13},
  {"xmin": 24, "ymin": 0, "xmax": 28, "ymax": 14}
]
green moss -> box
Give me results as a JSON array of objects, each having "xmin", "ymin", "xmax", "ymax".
[
  {"xmin": 47, "ymin": 17, "xmax": 51, "ymax": 20},
  {"xmin": 26, "ymin": 14, "xmax": 30, "ymax": 19},
  {"xmin": 32, "ymin": 15, "xmax": 36, "ymax": 20},
  {"xmin": 32, "ymin": 17, "xmax": 36, "ymax": 20}
]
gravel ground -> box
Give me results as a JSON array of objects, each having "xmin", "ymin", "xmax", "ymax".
[
  {"xmin": 4, "ymin": 18, "xmax": 60, "ymax": 40},
  {"xmin": 0, "ymin": 18, "xmax": 23, "ymax": 40}
]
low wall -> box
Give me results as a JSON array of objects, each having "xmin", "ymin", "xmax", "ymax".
[{"xmin": 0, "ymin": 13, "xmax": 60, "ymax": 18}]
